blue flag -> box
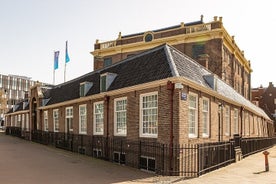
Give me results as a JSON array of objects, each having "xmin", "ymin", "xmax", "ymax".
[
  {"xmin": 54, "ymin": 51, "xmax": 60, "ymax": 70},
  {"xmin": 65, "ymin": 41, "xmax": 70, "ymax": 63}
]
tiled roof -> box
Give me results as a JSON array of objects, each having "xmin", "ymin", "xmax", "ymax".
[
  {"xmin": 167, "ymin": 46, "xmax": 270, "ymax": 119},
  {"xmin": 7, "ymin": 99, "xmax": 29, "ymax": 113},
  {"xmin": 7, "ymin": 43, "xmax": 270, "ymax": 120},
  {"xmin": 46, "ymin": 44, "xmax": 172, "ymax": 105}
]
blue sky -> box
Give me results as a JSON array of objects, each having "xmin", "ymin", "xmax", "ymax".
[{"xmin": 0, "ymin": 0, "xmax": 275, "ymax": 87}]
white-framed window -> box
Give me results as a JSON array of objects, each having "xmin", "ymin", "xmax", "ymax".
[
  {"xmin": 79, "ymin": 104, "xmax": 87, "ymax": 134},
  {"xmin": 243, "ymin": 112, "xmax": 247, "ymax": 136},
  {"xmin": 246, "ymin": 113, "xmax": 250, "ymax": 136},
  {"xmin": 53, "ymin": 109, "xmax": 59, "ymax": 132},
  {"xmin": 202, "ymin": 98, "xmax": 209, "ymax": 138},
  {"xmin": 18, "ymin": 114, "xmax": 21, "ymax": 127},
  {"xmin": 234, "ymin": 109, "xmax": 239, "ymax": 134},
  {"xmin": 114, "ymin": 97, "xmax": 127, "ymax": 136},
  {"xmin": 15, "ymin": 115, "xmax": 18, "ymax": 127},
  {"xmin": 26, "ymin": 114, "xmax": 29, "ymax": 131},
  {"xmin": 188, "ymin": 93, "xmax": 198, "ymax": 138},
  {"xmin": 139, "ymin": 92, "xmax": 158, "ymax": 138},
  {"xmin": 66, "ymin": 106, "xmax": 73, "ymax": 132},
  {"xmin": 11, "ymin": 116, "xmax": 14, "ymax": 127},
  {"xmin": 22, "ymin": 114, "xmax": 25, "ymax": 130},
  {"xmin": 93, "ymin": 101, "xmax": 104, "ymax": 135},
  {"xmin": 225, "ymin": 106, "xmax": 230, "ymax": 136},
  {"xmin": 44, "ymin": 111, "xmax": 48, "ymax": 131}
]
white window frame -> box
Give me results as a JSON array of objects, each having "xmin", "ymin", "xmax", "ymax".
[
  {"xmin": 188, "ymin": 93, "xmax": 198, "ymax": 138},
  {"xmin": 234, "ymin": 109, "xmax": 239, "ymax": 134},
  {"xmin": 66, "ymin": 106, "xmax": 73, "ymax": 132},
  {"xmin": 15, "ymin": 115, "xmax": 18, "ymax": 127},
  {"xmin": 22, "ymin": 114, "xmax": 25, "ymax": 130},
  {"xmin": 139, "ymin": 92, "xmax": 158, "ymax": 138},
  {"xmin": 26, "ymin": 114, "xmax": 29, "ymax": 131},
  {"xmin": 53, "ymin": 109, "xmax": 59, "ymax": 132},
  {"xmin": 44, "ymin": 111, "xmax": 48, "ymax": 131},
  {"xmin": 114, "ymin": 97, "xmax": 127, "ymax": 136},
  {"xmin": 79, "ymin": 104, "xmax": 87, "ymax": 134},
  {"xmin": 225, "ymin": 106, "xmax": 230, "ymax": 136},
  {"xmin": 202, "ymin": 98, "xmax": 209, "ymax": 138},
  {"xmin": 93, "ymin": 101, "xmax": 104, "ymax": 135},
  {"xmin": 18, "ymin": 114, "xmax": 21, "ymax": 127}
]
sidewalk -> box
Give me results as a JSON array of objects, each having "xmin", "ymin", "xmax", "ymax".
[
  {"xmin": 177, "ymin": 146, "xmax": 276, "ymax": 184},
  {"xmin": 1, "ymin": 132, "xmax": 276, "ymax": 184},
  {"xmin": 118, "ymin": 146, "xmax": 276, "ymax": 184}
]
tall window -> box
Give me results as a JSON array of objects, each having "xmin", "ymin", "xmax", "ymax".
[
  {"xmin": 44, "ymin": 111, "xmax": 48, "ymax": 131},
  {"xmin": 22, "ymin": 114, "xmax": 25, "ymax": 130},
  {"xmin": 26, "ymin": 114, "xmax": 29, "ymax": 131},
  {"xmin": 188, "ymin": 93, "xmax": 198, "ymax": 138},
  {"xmin": 114, "ymin": 97, "xmax": 127, "ymax": 136},
  {"xmin": 18, "ymin": 115, "xmax": 21, "ymax": 127},
  {"xmin": 225, "ymin": 106, "xmax": 230, "ymax": 136},
  {"xmin": 234, "ymin": 109, "xmax": 239, "ymax": 134},
  {"xmin": 66, "ymin": 107, "xmax": 73, "ymax": 132},
  {"xmin": 79, "ymin": 105, "xmax": 87, "ymax": 134},
  {"xmin": 94, "ymin": 101, "xmax": 104, "ymax": 135},
  {"xmin": 53, "ymin": 109, "xmax": 59, "ymax": 132},
  {"xmin": 140, "ymin": 92, "xmax": 158, "ymax": 138},
  {"xmin": 202, "ymin": 98, "xmax": 209, "ymax": 137}
]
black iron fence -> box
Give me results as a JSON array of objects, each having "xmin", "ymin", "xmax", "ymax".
[
  {"xmin": 4, "ymin": 127, "xmax": 276, "ymax": 178},
  {"xmin": 241, "ymin": 137, "xmax": 276, "ymax": 157}
]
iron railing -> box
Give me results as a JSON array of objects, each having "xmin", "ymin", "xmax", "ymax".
[{"xmin": 4, "ymin": 127, "xmax": 276, "ymax": 177}]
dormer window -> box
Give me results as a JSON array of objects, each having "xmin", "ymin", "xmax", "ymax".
[
  {"xmin": 100, "ymin": 73, "xmax": 117, "ymax": 92},
  {"xmin": 80, "ymin": 82, "xmax": 93, "ymax": 97}
]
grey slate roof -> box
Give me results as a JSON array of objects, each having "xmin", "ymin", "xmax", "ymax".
[
  {"xmin": 26, "ymin": 43, "xmax": 270, "ymax": 120},
  {"xmin": 167, "ymin": 46, "xmax": 270, "ymax": 119},
  {"xmin": 7, "ymin": 99, "xmax": 29, "ymax": 113}
]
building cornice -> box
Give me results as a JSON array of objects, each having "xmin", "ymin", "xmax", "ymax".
[
  {"xmin": 92, "ymin": 23, "xmax": 252, "ymax": 73},
  {"xmin": 38, "ymin": 76, "xmax": 269, "ymax": 121}
]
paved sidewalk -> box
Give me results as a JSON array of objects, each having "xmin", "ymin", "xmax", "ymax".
[
  {"xmin": 175, "ymin": 146, "xmax": 276, "ymax": 184},
  {"xmin": 0, "ymin": 133, "xmax": 155, "ymax": 184},
  {"xmin": 1, "ymin": 132, "xmax": 276, "ymax": 184}
]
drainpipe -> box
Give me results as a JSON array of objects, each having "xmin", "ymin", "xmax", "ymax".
[
  {"xmin": 104, "ymin": 95, "xmax": 110, "ymax": 159},
  {"xmin": 167, "ymin": 81, "xmax": 174, "ymax": 175},
  {"xmin": 240, "ymin": 106, "xmax": 244, "ymax": 137}
]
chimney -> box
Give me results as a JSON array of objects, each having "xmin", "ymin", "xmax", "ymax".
[{"xmin": 214, "ymin": 16, "xmax": 218, "ymax": 21}]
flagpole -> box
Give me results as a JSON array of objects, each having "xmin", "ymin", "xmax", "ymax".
[
  {"xmin": 53, "ymin": 51, "xmax": 55, "ymax": 85},
  {"xmin": 64, "ymin": 40, "xmax": 70, "ymax": 83},
  {"xmin": 64, "ymin": 62, "xmax": 66, "ymax": 82}
]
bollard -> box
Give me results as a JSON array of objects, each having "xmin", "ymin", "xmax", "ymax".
[{"xmin": 263, "ymin": 150, "xmax": 269, "ymax": 172}]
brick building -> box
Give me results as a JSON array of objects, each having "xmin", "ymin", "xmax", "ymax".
[
  {"xmin": 252, "ymin": 82, "xmax": 276, "ymax": 132},
  {"xmin": 0, "ymin": 74, "xmax": 36, "ymax": 121},
  {"xmin": 92, "ymin": 16, "xmax": 252, "ymax": 100},
  {"xmin": 5, "ymin": 45, "xmax": 273, "ymax": 175}
]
